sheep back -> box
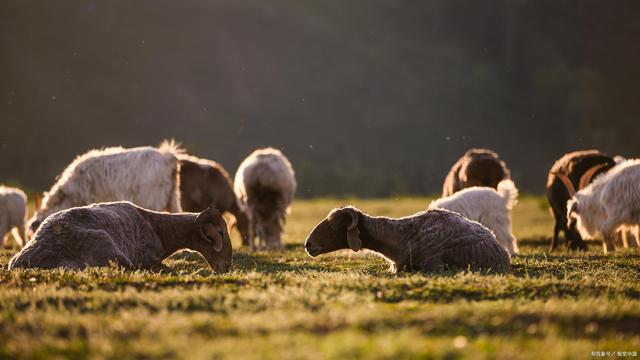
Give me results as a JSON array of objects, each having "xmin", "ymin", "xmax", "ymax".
[
  {"xmin": 235, "ymin": 148, "xmax": 296, "ymax": 207},
  {"xmin": 10, "ymin": 202, "xmax": 162, "ymax": 270},
  {"xmin": 178, "ymin": 154, "xmax": 237, "ymax": 213},
  {"xmin": 402, "ymin": 209, "xmax": 510, "ymax": 272},
  {"xmin": 34, "ymin": 143, "xmax": 183, "ymax": 225},
  {"xmin": 442, "ymin": 148, "xmax": 510, "ymax": 197}
]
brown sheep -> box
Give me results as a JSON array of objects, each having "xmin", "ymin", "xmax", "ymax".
[
  {"xmin": 442, "ymin": 148, "xmax": 511, "ymax": 197},
  {"xmin": 546, "ymin": 150, "xmax": 616, "ymax": 251},
  {"xmin": 305, "ymin": 206, "xmax": 510, "ymax": 273},
  {"xmin": 9, "ymin": 202, "xmax": 232, "ymax": 272},
  {"xmin": 179, "ymin": 154, "xmax": 250, "ymax": 245}
]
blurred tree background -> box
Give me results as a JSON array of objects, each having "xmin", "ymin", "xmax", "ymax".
[{"xmin": 1, "ymin": 0, "xmax": 639, "ymax": 197}]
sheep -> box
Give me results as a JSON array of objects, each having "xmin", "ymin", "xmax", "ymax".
[
  {"xmin": 28, "ymin": 141, "xmax": 182, "ymax": 235},
  {"xmin": 9, "ymin": 201, "xmax": 232, "ymax": 272},
  {"xmin": 234, "ymin": 148, "xmax": 296, "ymax": 249},
  {"xmin": 442, "ymin": 148, "xmax": 511, "ymax": 197},
  {"xmin": 304, "ymin": 206, "xmax": 510, "ymax": 273},
  {"xmin": 563, "ymin": 159, "xmax": 640, "ymax": 254},
  {"xmin": 616, "ymin": 225, "xmax": 639, "ymax": 249},
  {"xmin": 179, "ymin": 154, "xmax": 250, "ymax": 244},
  {"xmin": 546, "ymin": 150, "xmax": 617, "ymax": 251},
  {"xmin": 429, "ymin": 179, "xmax": 519, "ymax": 255},
  {"xmin": 0, "ymin": 186, "xmax": 27, "ymax": 247}
]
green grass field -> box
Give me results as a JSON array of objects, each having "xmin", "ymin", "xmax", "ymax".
[{"xmin": 1, "ymin": 197, "xmax": 638, "ymax": 359}]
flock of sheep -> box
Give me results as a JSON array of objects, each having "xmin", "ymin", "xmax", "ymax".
[{"xmin": 1, "ymin": 143, "xmax": 638, "ymax": 274}]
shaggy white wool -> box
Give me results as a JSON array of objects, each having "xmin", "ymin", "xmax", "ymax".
[
  {"xmin": 234, "ymin": 147, "xmax": 296, "ymax": 248},
  {"xmin": 429, "ymin": 179, "xmax": 519, "ymax": 255},
  {"xmin": 568, "ymin": 159, "xmax": 640, "ymax": 253},
  {"xmin": 30, "ymin": 141, "xmax": 183, "ymax": 228}
]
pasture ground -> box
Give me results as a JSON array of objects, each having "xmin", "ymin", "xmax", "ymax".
[{"xmin": 0, "ymin": 197, "xmax": 638, "ymax": 359}]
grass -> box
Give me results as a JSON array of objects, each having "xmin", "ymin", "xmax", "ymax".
[{"xmin": 0, "ymin": 197, "xmax": 638, "ymax": 359}]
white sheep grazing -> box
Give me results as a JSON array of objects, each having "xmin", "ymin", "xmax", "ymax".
[
  {"xmin": 0, "ymin": 186, "xmax": 27, "ymax": 247},
  {"xmin": 429, "ymin": 179, "xmax": 519, "ymax": 255},
  {"xmin": 234, "ymin": 148, "xmax": 296, "ymax": 249},
  {"xmin": 28, "ymin": 141, "xmax": 183, "ymax": 234},
  {"xmin": 566, "ymin": 159, "xmax": 640, "ymax": 253}
]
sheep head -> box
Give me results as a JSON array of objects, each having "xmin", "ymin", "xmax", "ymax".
[
  {"xmin": 566, "ymin": 198, "xmax": 579, "ymax": 230},
  {"xmin": 27, "ymin": 190, "xmax": 71, "ymax": 237},
  {"xmin": 232, "ymin": 209, "xmax": 251, "ymax": 246},
  {"xmin": 461, "ymin": 157, "xmax": 507, "ymax": 189},
  {"xmin": 566, "ymin": 196, "xmax": 596, "ymax": 240},
  {"xmin": 192, "ymin": 207, "xmax": 233, "ymax": 273},
  {"xmin": 304, "ymin": 206, "xmax": 362, "ymax": 257}
]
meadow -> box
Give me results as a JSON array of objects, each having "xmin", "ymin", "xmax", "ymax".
[{"xmin": 0, "ymin": 197, "xmax": 638, "ymax": 359}]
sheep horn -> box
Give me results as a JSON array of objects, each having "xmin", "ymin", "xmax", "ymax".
[
  {"xmin": 579, "ymin": 163, "xmax": 607, "ymax": 190},
  {"xmin": 553, "ymin": 172, "xmax": 576, "ymax": 196}
]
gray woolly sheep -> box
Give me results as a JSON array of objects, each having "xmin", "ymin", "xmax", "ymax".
[
  {"xmin": 28, "ymin": 141, "xmax": 182, "ymax": 234},
  {"xmin": 442, "ymin": 148, "xmax": 511, "ymax": 197},
  {"xmin": 9, "ymin": 201, "xmax": 232, "ymax": 272},
  {"xmin": 429, "ymin": 179, "xmax": 519, "ymax": 255},
  {"xmin": 179, "ymin": 154, "xmax": 250, "ymax": 244},
  {"xmin": 0, "ymin": 186, "xmax": 27, "ymax": 247},
  {"xmin": 305, "ymin": 206, "xmax": 510, "ymax": 273},
  {"xmin": 234, "ymin": 148, "xmax": 296, "ymax": 249}
]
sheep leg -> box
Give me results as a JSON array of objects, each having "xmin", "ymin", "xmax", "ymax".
[
  {"xmin": 620, "ymin": 228, "xmax": 630, "ymax": 248},
  {"xmin": 256, "ymin": 223, "xmax": 265, "ymax": 250},
  {"xmin": 0, "ymin": 220, "xmax": 8, "ymax": 248},
  {"xmin": 601, "ymin": 228, "xmax": 617, "ymax": 254},
  {"xmin": 494, "ymin": 224, "xmax": 516, "ymax": 255},
  {"xmin": 601, "ymin": 220, "xmax": 619, "ymax": 254},
  {"xmin": 624, "ymin": 226, "xmax": 640, "ymax": 249},
  {"xmin": 11, "ymin": 222, "xmax": 27, "ymax": 247},
  {"xmin": 550, "ymin": 222, "xmax": 561, "ymax": 252},
  {"xmin": 602, "ymin": 235, "xmax": 616, "ymax": 253}
]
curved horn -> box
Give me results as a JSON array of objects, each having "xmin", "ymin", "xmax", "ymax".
[
  {"xmin": 553, "ymin": 172, "xmax": 576, "ymax": 196},
  {"xmin": 579, "ymin": 163, "xmax": 607, "ymax": 190}
]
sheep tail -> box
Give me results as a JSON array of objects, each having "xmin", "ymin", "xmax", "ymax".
[
  {"xmin": 497, "ymin": 179, "xmax": 518, "ymax": 210},
  {"xmin": 158, "ymin": 139, "xmax": 185, "ymax": 157}
]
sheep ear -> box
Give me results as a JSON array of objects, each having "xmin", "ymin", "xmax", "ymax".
[
  {"xmin": 201, "ymin": 223, "xmax": 223, "ymax": 252},
  {"xmin": 345, "ymin": 209, "xmax": 362, "ymax": 252},
  {"xmin": 568, "ymin": 199, "xmax": 578, "ymax": 215},
  {"xmin": 347, "ymin": 227, "xmax": 361, "ymax": 252},
  {"xmin": 196, "ymin": 207, "xmax": 223, "ymax": 252}
]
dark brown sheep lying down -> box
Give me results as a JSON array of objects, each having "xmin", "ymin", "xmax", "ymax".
[
  {"xmin": 305, "ymin": 207, "xmax": 510, "ymax": 273},
  {"xmin": 8, "ymin": 202, "xmax": 232, "ymax": 273}
]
